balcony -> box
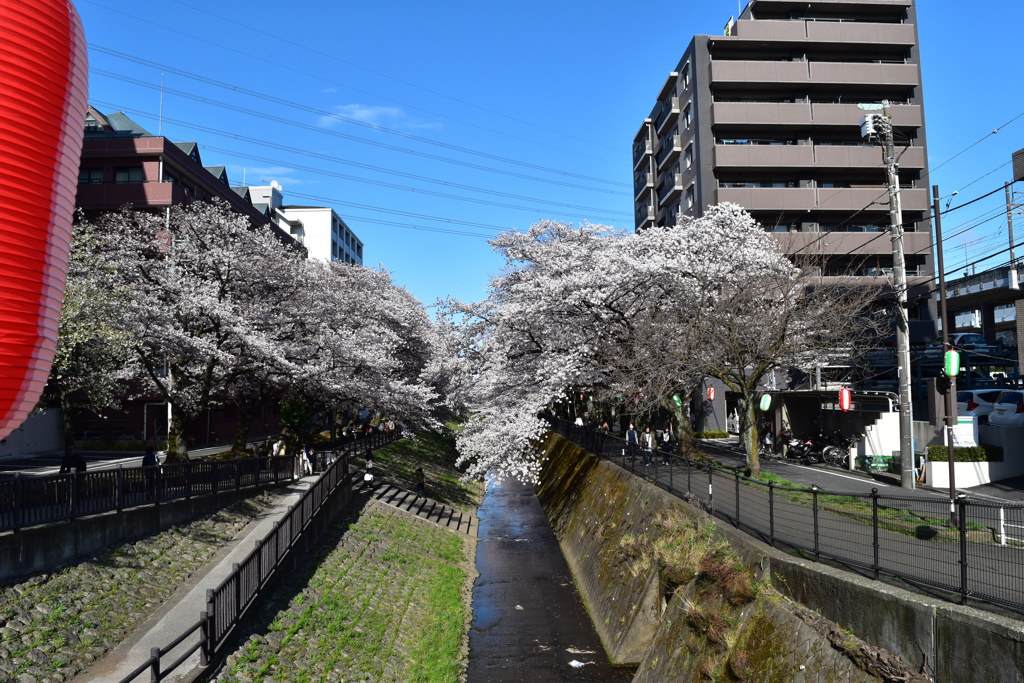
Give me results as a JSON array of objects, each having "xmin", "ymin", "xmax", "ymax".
[
  {"xmin": 730, "ymin": 19, "xmax": 915, "ymax": 46},
  {"xmin": 711, "ymin": 101, "xmax": 923, "ymax": 128},
  {"xmin": 634, "ymin": 172, "xmax": 654, "ymax": 200},
  {"xmin": 657, "ymin": 174, "xmax": 684, "ymax": 204},
  {"xmin": 655, "ymin": 97, "xmax": 680, "ymax": 136},
  {"xmin": 777, "ymin": 230, "xmax": 932, "ymax": 258},
  {"xmin": 715, "ymin": 186, "xmax": 929, "ymax": 213},
  {"xmin": 655, "ymin": 136, "xmax": 682, "ymax": 170},
  {"xmin": 76, "ymin": 180, "xmax": 184, "ymax": 210},
  {"xmin": 633, "ymin": 139, "xmax": 653, "ymax": 170},
  {"xmin": 713, "ymin": 143, "xmax": 924, "ymax": 171},
  {"xmin": 709, "ymin": 60, "xmax": 919, "ymax": 88},
  {"xmin": 636, "ymin": 204, "xmax": 656, "ymax": 229}
]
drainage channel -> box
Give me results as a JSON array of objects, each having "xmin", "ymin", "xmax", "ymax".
[{"xmin": 467, "ymin": 476, "xmax": 635, "ymax": 682}]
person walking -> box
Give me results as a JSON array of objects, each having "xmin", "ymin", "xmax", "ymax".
[
  {"xmin": 142, "ymin": 445, "xmax": 159, "ymax": 497},
  {"xmin": 641, "ymin": 426, "xmax": 655, "ymax": 466},
  {"xmin": 660, "ymin": 428, "xmax": 675, "ymax": 465},
  {"xmin": 625, "ymin": 423, "xmax": 639, "ymax": 463},
  {"xmin": 415, "ymin": 467, "xmax": 425, "ymax": 498}
]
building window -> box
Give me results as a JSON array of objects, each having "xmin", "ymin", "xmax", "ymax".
[
  {"xmin": 681, "ymin": 63, "xmax": 690, "ymax": 89},
  {"xmin": 163, "ymin": 172, "xmax": 179, "ymax": 184},
  {"xmin": 683, "ymin": 105, "xmax": 692, "ymax": 129},
  {"xmin": 78, "ymin": 168, "xmax": 103, "ymax": 184},
  {"xmin": 686, "ymin": 186, "xmax": 695, "ymax": 209},
  {"xmin": 114, "ymin": 167, "xmax": 144, "ymax": 184},
  {"xmin": 684, "ymin": 145, "xmax": 693, "ymax": 169}
]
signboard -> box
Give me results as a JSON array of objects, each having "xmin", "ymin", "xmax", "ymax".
[{"xmin": 950, "ymin": 416, "xmax": 978, "ymax": 448}]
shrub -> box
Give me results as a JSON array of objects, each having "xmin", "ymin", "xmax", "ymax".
[
  {"xmin": 696, "ymin": 430, "xmax": 730, "ymax": 439},
  {"xmin": 927, "ymin": 444, "xmax": 1003, "ymax": 462}
]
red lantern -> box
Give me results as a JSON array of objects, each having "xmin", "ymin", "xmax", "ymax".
[
  {"xmin": 707, "ymin": 387, "xmax": 716, "ymax": 402},
  {"xmin": 839, "ymin": 387, "xmax": 852, "ymax": 412},
  {"xmin": 0, "ymin": 1, "xmax": 88, "ymax": 442}
]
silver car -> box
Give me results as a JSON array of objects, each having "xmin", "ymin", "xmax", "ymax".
[{"xmin": 955, "ymin": 390, "xmax": 1005, "ymax": 424}]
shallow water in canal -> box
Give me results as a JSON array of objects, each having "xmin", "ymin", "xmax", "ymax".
[{"xmin": 466, "ymin": 476, "xmax": 635, "ymax": 682}]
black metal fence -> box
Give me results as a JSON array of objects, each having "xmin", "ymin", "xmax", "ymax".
[
  {"xmin": 118, "ymin": 431, "xmax": 390, "ymax": 683},
  {"xmin": 0, "ymin": 452, "xmax": 297, "ymax": 533},
  {"xmin": 552, "ymin": 418, "xmax": 1024, "ymax": 616}
]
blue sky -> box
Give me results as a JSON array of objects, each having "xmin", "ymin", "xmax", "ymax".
[{"xmin": 76, "ymin": 0, "xmax": 1023, "ymax": 309}]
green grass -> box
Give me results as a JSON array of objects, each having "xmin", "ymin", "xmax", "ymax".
[
  {"xmin": 750, "ymin": 472, "xmax": 990, "ymax": 542},
  {"xmin": 369, "ymin": 428, "xmax": 483, "ymax": 510}
]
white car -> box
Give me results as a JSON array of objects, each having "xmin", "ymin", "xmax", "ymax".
[
  {"xmin": 956, "ymin": 390, "xmax": 1005, "ymax": 425},
  {"xmin": 988, "ymin": 391, "xmax": 1024, "ymax": 427}
]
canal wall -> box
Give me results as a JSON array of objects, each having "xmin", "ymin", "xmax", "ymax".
[{"xmin": 535, "ymin": 432, "xmax": 1024, "ymax": 682}]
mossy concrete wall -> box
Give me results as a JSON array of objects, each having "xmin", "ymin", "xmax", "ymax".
[{"xmin": 536, "ymin": 433, "xmax": 1024, "ymax": 682}]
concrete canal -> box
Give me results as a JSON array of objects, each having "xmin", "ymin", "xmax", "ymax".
[{"xmin": 466, "ymin": 476, "xmax": 635, "ymax": 682}]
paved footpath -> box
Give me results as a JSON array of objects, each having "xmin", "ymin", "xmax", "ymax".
[{"xmin": 75, "ymin": 477, "xmax": 316, "ymax": 683}]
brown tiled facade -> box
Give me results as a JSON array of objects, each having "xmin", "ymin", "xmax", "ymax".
[{"xmin": 633, "ymin": 0, "xmax": 932, "ymax": 299}]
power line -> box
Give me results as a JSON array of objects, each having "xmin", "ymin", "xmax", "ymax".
[
  {"xmin": 89, "ymin": 83, "xmax": 628, "ymax": 199},
  {"xmin": 81, "ymin": 0, "xmax": 625, "ymax": 163},
  {"xmin": 91, "ymin": 47, "xmax": 629, "ymax": 189}
]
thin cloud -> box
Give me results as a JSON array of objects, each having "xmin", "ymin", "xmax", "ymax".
[
  {"xmin": 317, "ymin": 103, "xmax": 442, "ymax": 131},
  {"xmin": 225, "ymin": 164, "xmax": 307, "ymax": 188}
]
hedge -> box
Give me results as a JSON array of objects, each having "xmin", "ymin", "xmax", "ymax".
[
  {"xmin": 696, "ymin": 430, "xmax": 730, "ymax": 439},
  {"xmin": 927, "ymin": 444, "xmax": 1004, "ymax": 463}
]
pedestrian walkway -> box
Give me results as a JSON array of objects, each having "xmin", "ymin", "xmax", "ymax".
[
  {"xmin": 75, "ymin": 476, "xmax": 317, "ymax": 683},
  {"xmin": 362, "ymin": 481, "xmax": 479, "ymax": 536}
]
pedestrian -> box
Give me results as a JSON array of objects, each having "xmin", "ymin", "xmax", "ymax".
[
  {"xmin": 600, "ymin": 420, "xmax": 610, "ymax": 434},
  {"xmin": 661, "ymin": 428, "xmax": 675, "ymax": 465},
  {"xmin": 415, "ymin": 467, "xmax": 425, "ymax": 498},
  {"xmin": 59, "ymin": 446, "xmax": 86, "ymax": 474},
  {"xmin": 641, "ymin": 426, "xmax": 655, "ymax": 466},
  {"xmin": 625, "ymin": 423, "xmax": 639, "ymax": 462},
  {"xmin": 303, "ymin": 445, "xmax": 316, "ymax": 475},
  {"xmin": 142, "ymin": 445, "xmax": 159, "ymax": 496}
]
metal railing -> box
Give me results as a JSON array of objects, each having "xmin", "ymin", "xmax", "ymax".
[
  {"xmin": 551, "ymin": 418, "xmax": 1024, "ymax": 616},
  {"xmin": 0, "ymin": 453, "xmax": 298, "ymax": 533},
  {"xmin": 119, "ymin": 430, "xmax": 391, "ymax": 682}
]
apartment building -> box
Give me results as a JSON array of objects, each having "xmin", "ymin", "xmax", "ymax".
[
  {"xmin": 76, "ymin": 107, "xmax": 294, "ymax": 245},
  {"xmin": 633, "ymin": 0, "xmax": 932, "ymax": 301},
  {"xmin": 249, "ymin": 184, "xmax": 364, "ymax": 265}
]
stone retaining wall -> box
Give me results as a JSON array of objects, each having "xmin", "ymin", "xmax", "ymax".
[
  {"xmin": 0, "ymin": 484, "xmax": 288, "ymax": 583},
  {"xmin": 536, "ymin": 432, "xmax": 1024, "ymax": 682}
]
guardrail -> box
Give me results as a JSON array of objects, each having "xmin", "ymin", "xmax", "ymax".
[
  {"xmin": 118, "ymin": 430, "xmax": 391, "ymax": 683},
  {"xmin": 0, "ymin": 452, "xmax": 297, "ymax": 533},
  {"xmin": 552, "ymin": 418, "xmax": 1024, "ymax": 616}
]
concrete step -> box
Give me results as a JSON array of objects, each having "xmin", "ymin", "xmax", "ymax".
[{"xmin": 360, "ymin": 482, "xmax": 478, "ymax": 537}]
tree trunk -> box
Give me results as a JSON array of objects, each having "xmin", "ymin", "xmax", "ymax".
[
  {"xmin": 666, "ymin": 399, "xmax": 696, "ymax": 456},
  {"xmin": 166, "ymin": 404, "xmax": 190, "ymax": 463},
  {"xmin": 59, "ymin": 392, "xmax": 75, "ymax": 449},
  {"xmin": 737, "ymin": 390, "xmax": 760, "ymax": 478},
  {"xmin": 232, "ymin": 400, "xmax": 255, "ymax": 456}
]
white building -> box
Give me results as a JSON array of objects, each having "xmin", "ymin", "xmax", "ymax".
[{"xmin": 247, "ymin": 183, "xmax": 364, "ymax": 265}]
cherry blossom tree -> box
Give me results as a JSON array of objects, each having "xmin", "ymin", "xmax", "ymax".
[
  {"xmin": 43, "ymin": 218, "xmax": 139, "ymax": 445},
  {"xmin": 450, "ymin": 204, "xmax": 876, "ymax": 480},
  {"xmin": 94, "ymin": 201, "xmax": 306, "ymax": 460}
]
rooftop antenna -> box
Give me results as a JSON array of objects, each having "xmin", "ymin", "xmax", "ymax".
[{"xmin": 158, "ymin": 72, "xmax": 164, "ymax": 136}]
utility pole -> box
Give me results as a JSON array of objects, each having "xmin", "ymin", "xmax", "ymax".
[
  {"xmin": 933, "ymin": 185, "xmax": 958, "ymax": 524},
  {"xmin": 863, "ymin": 102, "xmax": 914, "ymax": 489},
  {"xmin": 1007, "ymin": 182, "xmax": 1017, "ymax": 268}
]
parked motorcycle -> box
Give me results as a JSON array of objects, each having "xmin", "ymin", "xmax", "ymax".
[
  {"xmin": 775, "ymin": 429, "xmax": 811, "ymax": 461},
  {"xmin": 805, "ymin": 430, "xmax": 856, "ymax": 468}
]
